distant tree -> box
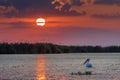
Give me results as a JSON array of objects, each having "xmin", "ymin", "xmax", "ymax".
[{"xmin": 0, "ymin": 43, "xmax": 120, "ymax": 54}]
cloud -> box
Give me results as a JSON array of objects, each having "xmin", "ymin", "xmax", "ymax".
[
  {"xmin": 51, "ymin": 0, "xmax": 120, "ymax": 18},
  {"xmin": 0, "ymin": 0, "xmax": 120, "ymax": 18},
  {"xmin": 71, "ymin": 0, "xmax": 83, "ymax": 6},
  {"xmin": 71, "ymin": 4, "xmax": 120, "ymax": 17},
  {"xmin": 0, "ymin": 5, "xmax": 18, "ymax": 17},
  {"xmin": 0, "ymin": 0, "xmax": 54, "ymax": 17},
  {"xmin": 0, "ymin": 0, "xmax": 84, "ymax": 17},
  {"xmin": 51, "ymin": 0, "xmax": 87, "ymax": 15}
]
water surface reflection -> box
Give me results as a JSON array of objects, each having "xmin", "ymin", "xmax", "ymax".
[{"xmin": 36, "ymin": 55, "xmax": 46, "ymax": 80}]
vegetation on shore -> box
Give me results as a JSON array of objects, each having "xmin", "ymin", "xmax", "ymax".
[{"xmin": 0, "ymin": 43, "xmax": 120, "ymax": 54}]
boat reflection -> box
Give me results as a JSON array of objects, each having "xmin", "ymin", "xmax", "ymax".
[{"xmin": 36, "ymin": 55, "xmax": 46, "ymax": 80}]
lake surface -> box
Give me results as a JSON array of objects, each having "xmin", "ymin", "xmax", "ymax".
[{"xmin": 0, "ymin": 53, "xmax": 120, "ymax": 80}]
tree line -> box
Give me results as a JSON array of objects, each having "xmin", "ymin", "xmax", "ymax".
[{"xmin": 0, "ymin": 43, "xmax": 120, "ymax": 54}]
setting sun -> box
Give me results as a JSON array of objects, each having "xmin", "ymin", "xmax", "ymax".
[{"xmin": 36, "ymin": 18, "xmax": 45, "ymax": 26}]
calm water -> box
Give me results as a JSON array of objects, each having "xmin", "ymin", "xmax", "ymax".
[{"xmin": 0, "ymin": 53, "xmax": 120, "ymax": 80}]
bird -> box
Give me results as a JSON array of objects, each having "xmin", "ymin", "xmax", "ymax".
[{"xmin": 83, "ymin": 58, "xmax": 92, "ymax": 68}]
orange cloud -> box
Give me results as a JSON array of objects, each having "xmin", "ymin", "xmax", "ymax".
[
  {"xmin": 52, "ymin": 0, "xmax": 120, "ymax": 17},
  {"xmin": 71, "ymin": 4, "xmax": 120, "ymax": 16}
]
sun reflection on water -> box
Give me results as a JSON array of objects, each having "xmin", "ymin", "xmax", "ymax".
[{"xmin": 36, "ymin": 55, "xmax": 46, "ymax": 80}]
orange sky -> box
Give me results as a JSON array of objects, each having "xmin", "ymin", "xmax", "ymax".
[
  {"xmin": 0, "ymin": 0, "xmax": 120, "ymax": 46},
  {"xmin": 1, "ymin": 15, "xmax": 120, "ymax": 31}
]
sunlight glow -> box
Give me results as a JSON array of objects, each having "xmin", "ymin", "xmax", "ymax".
[{"xmin": 36, "ymin": 56, "xmax": 46, "ymax": 80}]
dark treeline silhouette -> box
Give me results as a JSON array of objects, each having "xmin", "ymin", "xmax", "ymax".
[{"xmin": 0, "ymin": 43, "xmax": 120, "ymax": 54}]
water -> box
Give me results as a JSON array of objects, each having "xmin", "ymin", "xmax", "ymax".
[{"xmin": 0, "ymin": 53, "xmax": 120, "ymax": 80}]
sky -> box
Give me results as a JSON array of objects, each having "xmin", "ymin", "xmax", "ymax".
[{"xmin": 0, "ymin": 0, "xmax": 120, "ymax": 46}]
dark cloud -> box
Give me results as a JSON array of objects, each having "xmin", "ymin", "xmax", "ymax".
[
  {"xmin": 59, "ymin": 3, "xmax": 85, "ymax": 15},
  {"xmin": 0, "ymin": 0, "xmax": 85, "ymax": 17},
  {"xmin": 71, "ymin": 0, "xmax": 84, "ymax": 6},
  {"xmin": 1, "ymin": 0, "xmax": 120, "ymax": 18},
  {"xmin": 61, "ymin": 3, "xmax": 71, "ymax": 12},
  {"xmin": 9, "ymin": 0, "xmax": 56, "ymax": 17},
  {"xmin": 52, "ymin": 0, "xmax": 86, "ymax": 16},
  {"xmin": 0, "ymin": 5, "xmax": 18, "ymax": 17},
  {"xmin": 0, "ymin": 0, "xmax": 11, "ymax": 6}
]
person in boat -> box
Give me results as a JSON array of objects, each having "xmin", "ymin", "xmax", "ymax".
[{"xmin": 83, "ymin": 58, "xmax": 92, "ymax": 68}]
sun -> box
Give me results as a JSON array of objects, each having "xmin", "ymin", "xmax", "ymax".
[{"xmin": 36, "ymin": 18, "xmax": 45, "ymax": 26}]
